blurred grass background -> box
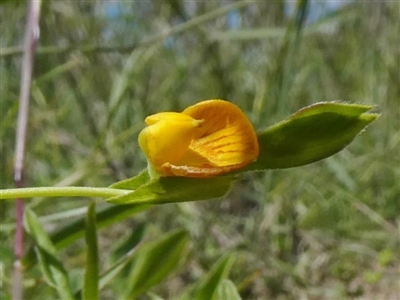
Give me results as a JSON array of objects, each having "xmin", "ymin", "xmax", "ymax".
[{"xmin": 1, "ymin": 0, "xmax": 399, "ymax": 299}]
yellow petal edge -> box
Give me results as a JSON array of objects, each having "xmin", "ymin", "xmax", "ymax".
[{"xmin": 138, "ymin": 99, "xmax": 259, "ymax": 178}]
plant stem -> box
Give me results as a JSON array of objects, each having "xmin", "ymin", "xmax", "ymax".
[
  {"xmin": 13, "ymin": 1, "xmax": 42, "ymax": 299},
  {"xmin": 0, "ymin": 187, "xmax": 130, "ymax": 200}
]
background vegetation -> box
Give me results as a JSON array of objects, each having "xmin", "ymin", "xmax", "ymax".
[{"xmin": 1, "ymin": 0, "xmax": 399, "ymax": 299}]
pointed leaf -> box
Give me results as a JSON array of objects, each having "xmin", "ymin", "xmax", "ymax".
[
  {"xmin": 193, "ymin": 254, "xmax": 235, "ymax": 300},
  {"xmin": 147, "ymin": 293, "xmax": 165, "ymax": 300},
  {"xmin": 124, "ymin": 229, "xmax": 189, "ymax": 299},
  {"xmin": 22, "ymin": 203, "xmax": 150, "ymax": 270},
  {"xmin": 73, "ymin": 231, "xmax": 143, "ymax": 296},
  {"xmin": 250, "ymin": 102, "xmax": 379, "ymax": 170},
  {"xmin": 24, "ymin": 209, "xmax": 74, "ymax": 300},
  {"xmin": 108, "ymin": 175, "xmax": 237, "ymax": 205},
  {"xmin": 217, "ymin": 279, "xmax": 242, "ymax": 300},
  {"xmin": 111, "ymin": 223, "xmax": 146, "ymax": 264},
  {"xmin": 83, "ymin": 202, "xmax": 99, "ymax": 300},
  {"xmin": 98, "ymin": 243, "xmax": 140, "ymax": 290}
]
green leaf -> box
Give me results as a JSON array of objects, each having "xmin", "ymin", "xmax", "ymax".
[
  {"xmin": 98, "ymin": 243, "xmax": 141, "ymax": 291},
  {"xmin": 217, "ymin": 279, "xmax": 242, "ymax": 300},
  {"xmin": 83, "ymin": 202, "xmax": 99, "ymax": 300},
  {"xmin": 123, "ymin": 229, "xmax": 190, "ymax": 299},
  {"xmin": 110, "ymin": 169, "xmax": 150, "ymax": 190},
  {"xmin": 22, "ymin": 203, "xmax": 150, "ymax": 270},
  {"xmin": 108, "ymin": 175, "xmax": 237, "ymax": 205},
  {"xmin": 192, "ymin": 254, "xmax": 235, "ymax": 300},
  {"xmin": 110, "ymin": 222, "xmax": 146, "ymax": 264},
  {"xmin": 147, "ymin": 292, "xmax": 165, "ymax": 300},
  {"xmin": 75, "ymin": 238, "xmax": 143, "ymax": 296},
  {"xmin": 103, "ymin": 224, "xmax": 146, "ymax": 290},
  {"xmin": 250, "ymin": 102, "xmax": 379, "ymax": 170},
  {"xmin": 24, "ymin": 209, "xmax": 74, "ymax": 300}
]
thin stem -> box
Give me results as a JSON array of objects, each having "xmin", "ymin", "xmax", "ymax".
[
  {"xmin": 13, "ymin": 1, "xmax": 41, "ymax": 299},
  {"xmin": 0, "ymin": 187, "xmax": 130, "ymax": 200}
]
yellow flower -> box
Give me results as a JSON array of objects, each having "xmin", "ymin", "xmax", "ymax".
[{"xmin": 138, "ymin": 100, "xmax": 259, "ymax": 178}]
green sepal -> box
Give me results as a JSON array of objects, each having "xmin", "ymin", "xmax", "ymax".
[
  {"xmin": 107, "ymin": 175, "xmax": 238, "ymax": 205},
  {"xmin": 109, "ymin": 169, "xmax": 150, "ymax": 189},
  {"xmin": 250, "ymin": 102, "xmax": 379, "ymax": 170}
]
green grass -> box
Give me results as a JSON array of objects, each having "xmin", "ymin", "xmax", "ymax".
[{"xmin": 1, "ymin": 0, "xmax": 399, "ymax": 299}]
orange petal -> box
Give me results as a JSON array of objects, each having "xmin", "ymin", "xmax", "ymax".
[
  {"xmin": 168, "ymin": 100, "xmax": 259, "ymax": 177},
  {"xmin": 161, "ymin": 161, "xmax": 251, "ymax": 178}
]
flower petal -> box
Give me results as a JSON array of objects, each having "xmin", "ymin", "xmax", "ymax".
[
  {"xmin": 138, "ymin": 112, "xmax": 203, "ymax": 175},
  {"xmin": 165, "ymin": 100, "xmax": 259, "ymax": 177},
  {"xmin": 161, "ymin": 161, "xmax": 252, "ymax": 178}
]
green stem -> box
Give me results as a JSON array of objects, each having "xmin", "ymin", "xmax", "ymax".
[{"xmin": 0, "ymin": 187, "xmax": 130, "ymax": 200}]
